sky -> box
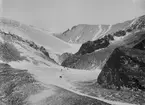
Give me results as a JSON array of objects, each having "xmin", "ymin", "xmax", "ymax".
[{"xmin": 1, "ymin": 0, "xmax": 145, "ymax": 33}]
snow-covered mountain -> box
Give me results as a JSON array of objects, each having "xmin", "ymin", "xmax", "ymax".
[
  {"xmin": 54, "ymin": 19, "xmax": 133, "ymax": 44},
  {"xmin": 0, "ymin": 29, "xmax": 59, "ymax": 67},
  {"xmin": 0, "ymin": 17, "xmax": 71, "ymax": 53}
]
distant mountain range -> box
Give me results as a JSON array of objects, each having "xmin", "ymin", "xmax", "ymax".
[{"xmin": 54, "ymin": 19, "xmax": 133, "ymax": 44}]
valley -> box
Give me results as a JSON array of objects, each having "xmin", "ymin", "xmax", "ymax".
[{"xmin": 0, "ymin": 15, "xmax": 145, "ymax": 105}]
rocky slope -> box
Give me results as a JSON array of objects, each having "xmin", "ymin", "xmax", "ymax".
[
  {"xmin": 97, "ymin": 45, "xmax": 145, "ymax": 91},
  {"xmin": 58, "ymin": 52, "xmax": 73, "ymax": 64},
  {"xmin": 61, "ymin": 15, "xmax": 145, "ymax": 70},
  {"xmin": 0, "ymin": 29, "xmax": 58, "ymax": 66}
]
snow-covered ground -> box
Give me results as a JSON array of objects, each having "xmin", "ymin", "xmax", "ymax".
[
  {"xmin": 9, "ymin": 61, "xmax": 135, "ymax": 105},
  {"xmin": 64, "ymin": 43, "xmax": 82, "ymax": 54},
  {"xmin": 62, "ymin": 68, "xmax": 101, "ymax": 82},
  {"xmin": 9, "ymin": 60, "xmax": 100, "ymax": 87}
]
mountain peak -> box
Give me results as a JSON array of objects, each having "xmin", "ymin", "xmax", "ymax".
[{"xmin": 130, "ymin": 15, "xmax": 145, "ymax": 30}]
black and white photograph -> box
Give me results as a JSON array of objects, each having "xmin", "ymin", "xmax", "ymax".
[{"xmin": 0, "ymin": 0, "xmax": 145, "ymax": 105}]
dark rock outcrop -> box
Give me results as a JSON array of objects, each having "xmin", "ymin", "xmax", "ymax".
[
  {"xmin": 59, "ymin": 52, "xmax": 73, "ymax": 64},
  {"xmin": 113, "ymin": 30, "xmax": 126, "ymax": 37},
  {"xmin": 76, "ymin": 39, "xmax": 109, "ymax": 56},
  {"xmin": 76, "ymin": 34, "xmax": 114, "ymax": 56},
  {"xmin": 133, "ymin": 39, "xmax": 145, "ymax": 50},
  {"xmin": 97, "ymin": 46, "xmax": 145, "ymax": 91}
]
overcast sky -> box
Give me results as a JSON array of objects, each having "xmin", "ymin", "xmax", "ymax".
[{"xmin": 2, "ymin": 0, "xmax": 145, "ymax": 32}]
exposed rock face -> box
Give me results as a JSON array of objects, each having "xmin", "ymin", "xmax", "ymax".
[
  {"xmin": 59, "ymin": 52, "xmax": 73, "ymax": 64},
  {"xmin": 97, "ymin": 46, "xmax": 145, "ymax": 91},
  {"xmin": 76, "ymin": 36, "xmax": 111, "ymax": 56},
  {"xmin": 113, "ymin": 30, "xmax": 126, "ymax": 37},
  {"xmin": 133, "ymin": 39, "xmax": 145, "ymax": 50}
]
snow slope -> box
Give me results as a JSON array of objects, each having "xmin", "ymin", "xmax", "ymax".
[
  {"xmin": 0, "ymin": 17, "xmax": 71, "ymax": 53},
  {"xmin": 0, "ymin": 29, "xmax": 58, "ymax": 67}
]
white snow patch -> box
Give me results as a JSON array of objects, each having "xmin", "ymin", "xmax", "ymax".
[
  {"xmin": 75, "ymin": 35, "xmax": 81, "ymax": 42},
  {"xmin": 9, "ymin": 60, "xmax": 48, "ymax": 70},
  {"xmin": 65, "ymin": 43, "xmax": 82, "ymax": 54},
  {"xmin": 62, "ymin": 68, "xmax": 101, "ymax": 82},
  {"xmin": 0, "ymin": 60, "xmax": 4, "ymax": 63},
  {"xmin": 130, "ymin": 17, "xmax": 138, "ymax": 26},
  {"xmin": 114, "ymin": 36, "xmax": 124, "ymax": 41},
  {"xmin": 92, "ymin": 25, "xmax": 102, "ymax": 41},
  {"xmin": 68, "ymin": 39, "xmax": 73, "ymax": 43},
  {"xmin": 9, "ymin": 60, "xmax": 135, "ymax": 105},
  {"xmin": 97, "ymin": 24, "xmax": 112, "ymax": 39},
  {"xmin": 104, "ymin": 24, "xmax": 112, "ymax": 35}
]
